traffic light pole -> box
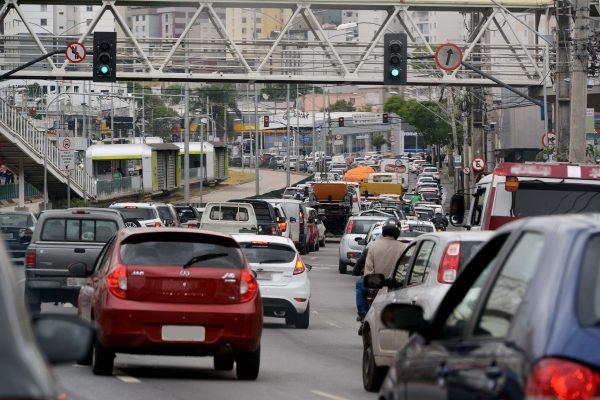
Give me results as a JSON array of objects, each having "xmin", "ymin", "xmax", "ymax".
[{"xmin": 0, "ymin": 50, "xmax": 62, "ymax": 81}]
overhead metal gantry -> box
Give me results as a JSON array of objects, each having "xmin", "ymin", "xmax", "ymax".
[{"xmin": 0, "ymin": 0, "xmax": 569, "ymax": 86}]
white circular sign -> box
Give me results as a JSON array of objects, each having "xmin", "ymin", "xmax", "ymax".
[
  {"xmin": 434, "ymin": 43, "xmax": 463, "ymax": 71},
  {"xmin": 472, "ymin": 158, "xmax": 485, "ymax": 172},
  {"xmin": 61, "ymin": 138, "xmax": 71, "ymax": 150},
  {"xmin": 389, "ymin": 134, "xmax": 396, "ymax": 143},
  {"xmin": 335, "ymin": 134, "xmax": 342, "ymax": 140},
  {"xmin": 463, "ymin": 167, "xmax": 471, "ymax": 175},
  {"xmin": 542, "ymin": 131, "xmax": 557, "ymax": 147},
  {"xmin": 65, "ymin": 42, "xmax": 87, "ymax": 64}
]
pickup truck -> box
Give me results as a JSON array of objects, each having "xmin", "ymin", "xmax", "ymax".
[
  {"xmin": 199, "ymin": 202, "xmax": 258, "ymax": 235},
  {"xmin": 24, "ymin": 208, "xmax": 125, "ymax": 313}
]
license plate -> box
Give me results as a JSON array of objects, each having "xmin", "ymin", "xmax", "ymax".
[
  {"xmin": 161, "ymin": 325, "xmax": 205, "ymax": 342},
  {"xmin": 1, "ymin": 233, "xmax": 13, "ymax": 240},
  {"xmin": 256, "ymin": 271, "xmax": 272, "ymax": 280},
  {"xmin": 66, "ymin": 278, "xmax": 87, "ymax": 287}
]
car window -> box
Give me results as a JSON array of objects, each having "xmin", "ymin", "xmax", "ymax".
[
  {"xmin": 238, "ymin": 242, "xmax": 296, "ymax": 263},
  {"xmin": 352, "ymin": 219, "xmax": 383, "ymax": 234},
  {"xmin": 0, "ymin": 213, "xmax": 30, "ymax": 227},
  {"xmin": 157, "ymin": 206, "xmax": 174, "ymax": 221},
  {"xmin": 392, "ymin": 244, "xmax": 417, "ymax": 288},
  {"xmin": 408, "ymin": 241, "xmax": 436, "ymax": 286},
  {"xmin": 114, "ymin": 207, "xmax": 156, "ymax": 221},
  {"xmin": 474, "ymin": 232, "xmax": 544, "ymax": 338},
  {"xmin": 578, "ymin": 235, "xmax": 600, "ymax": 327},
  {"xmin": 94, "ymin": 237, "xmax": 115, "ymax": 273},
  {"xmin": 41, "ymin": 218, "xmax": 118, "ymax": 242},
  {"xmin": 210, "ymin": 205, "xmax": 250, "ymax": 221},
  {"xmin": 251, "ymin": 203, "xmax": 273, "ymax": 222}
]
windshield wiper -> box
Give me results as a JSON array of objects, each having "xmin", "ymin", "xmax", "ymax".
[{"xmin": 182, "ymin": 253, "xmax": 228, "ymax": 268}]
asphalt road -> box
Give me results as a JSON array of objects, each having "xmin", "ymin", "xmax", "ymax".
[{"xmin": 15, "ymin": 243, "xmax": 377, "ymax": 400}]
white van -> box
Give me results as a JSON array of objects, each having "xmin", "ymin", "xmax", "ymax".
[
  {"xmin": 264, "ymin": 199, "xmax": 310, "ymax": 254},
  {"xmin": 199, "ymin": 202, "xmax": 258, "ymax": 234}
]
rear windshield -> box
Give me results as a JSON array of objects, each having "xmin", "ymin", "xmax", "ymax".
[
  {"xmin": 459, "ymin": 241, "xmax": 485, "ymax": 271},
  {"xmin": 120, "ymin": 234, "xmax": 243, "ymax": 268},
  {"xmin": 208, "ymin": 205, "xmax": 250, "ymax": 221},
  {"xmin": 238, "ymin": 242, "xmax": 296, "ymax": 264},
  {"xmin": 352, "ymin": 219, "xmax": 383, "ymax": 234},
  {"xmin": 578, "ymin": 235, "xmax": 600, "ymax": 326},
  {"xmin": 41, "ymin": 218, "xmax": 118, "ymax": 242},
  {"xmin": 114, "ymin": 207, "xmax": 157, "ymax": 221},
  {"xmin": 422, "ymin": 192, "xmax": 439, "ymax": 201},
  {"xmin": 409, "ymin": 224, "xmax": 434, "ymax": 233},
  {"xmin": 0, "ymin": 213, "xmax": 31, "ymax": 227},
  {"xmin": 176, "ymin": 208, "xmax": 196, "ymax": 220},
  {"xmin": 250, "ymin": 203, "xmax": 273, "ymax": 222},
  {"xmin": 424, "ymin": 168, "xmax": 438, "ymax": 172}
]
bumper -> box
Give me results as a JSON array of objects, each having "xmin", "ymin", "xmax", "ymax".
[
  {"xmin": 25, "ymin": 276, "xmax": 82, "ymax": 302},
  {"xmin": 259, "ymin": 278, "xmax": 310, "ymax": 315},
  {"xmin": 96, "ymin": 296, "xmax": 263, "ymax": 355}
]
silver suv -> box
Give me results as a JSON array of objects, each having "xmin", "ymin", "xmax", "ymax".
[
  {"xmin": 109, "ymin": 202, "xmax": 178, "ymax": 228},
  {"xmin": 360, "ymin": 231, "xmax": 493, "ymax": 392}
]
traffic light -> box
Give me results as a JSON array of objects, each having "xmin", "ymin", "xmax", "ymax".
[
  {"xmin": 383, "ymin": 33, "xmax": 407, "ymax": 85},
  {"xmin": 263, "ymin": 115, "xmax": 270, "ymax": 127},
  {"xmin": 93, "ymin": 32, "xmax": 117, "ymax": 82},
  {"xmin": 68, "ymin": 120, "xmax": 75, "ymax": 130},
  {"xmin": 382, "ymin": 113, "xmax": 389, "ymax": 124},
  {"xmin": 338, "ymin": 117, "xmax": 345, "ymax": 127}
]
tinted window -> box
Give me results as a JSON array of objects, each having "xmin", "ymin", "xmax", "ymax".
[
  {"xmin": 157, "ymin": 206, "xmax": 174, "ymax": 221},
  {"xmin": 408, "ymin": 241, "xmax": 436, "ymax": 285},
  {"xmin": 351, "ymin": 219, "xmax": 382, "ymax": 234},
  {"xmin": 238, "ymin": 242, "xmax": 296, "ymax": 263},
  {"xmin": 393, "ymin": 244, "xmax": 416, "ymax": 288},
  {"xmin": 579, "ymin": 235, "xmax": 600, "ymax": 326},
  {"xmin": 475, "ymin": 232, "xmax": 544, "ymax": 338},
  {"xmin": 41, "ymin": 218, "xmax": 117, "ymax": 242},
  {"xmin": 209, "ymin": 205, "xmax": 249, "ymax": 221},
  {"xmin": 459, "ymin": 241, "xmax": 485, "ymax": 271},
  {"xmin": 0, "ymin": 213, "xmax": 31, "ymax": 227},
  {"xmin": 251, "ymin": 204, "xmax": 273, "ymax": 222},
  {"xmin": 120, "ymin": 234, "xmax": 243, "ymax": 268},
  {"xmin": 114, "ymin": 207, "xmax": 156, "ymax": 220}
]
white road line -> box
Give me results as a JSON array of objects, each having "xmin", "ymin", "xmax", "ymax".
[
  {"xmin": 17, "ymin": 278, "xmax": 25, "ymax": 283},
  {"xmin": 116, "ymin": 375, "xmax": 141, "ymax": 383},
  {"xmin": 326, "ymin": 321, "xmax": 341, "ymax": 328},
  {"xmin": 311, "ymin": 390, "xmax": 350, "ymax": 400}
]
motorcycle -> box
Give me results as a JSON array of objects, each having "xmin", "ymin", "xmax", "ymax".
[{"xmin": 434, "ymin": 222, "xmax": 447, "ymax": 232}]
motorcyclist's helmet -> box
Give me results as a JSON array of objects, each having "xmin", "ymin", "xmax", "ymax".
[
  {"xmin": 381, "ymin": 218, "xmax": 401, "ymax": 239},
  {"xmin": 434, "ymin": 212, "xmax": 443, "ymax": 218}
]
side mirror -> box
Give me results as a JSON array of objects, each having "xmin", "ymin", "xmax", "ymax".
[
  {"xmin": 289, "ymin": 217, "xmax": 297, "ymax": 223},
  {"xmin": 363, "ymin": 273, "xmax": 386, "ymax": 289},
  {"xmin": 68, "ymin": 262, "xmax": 91, "ymax": 278},
  {"xmin": 356, "ymin": 238, "xmax": 367, "ymax": 246},
  {"xmin": 305, "ymin": 264, "xmax": 313, "ymax": 271},
  {"xmin": 164, "ymin": 219, "xmax": 174, "ymax": 226},
  {"xmin": 31, "ymin": 314, "xmax": 95, "ymax": 365},
  {"xmin": 381, "ymin": 303, "xmax": 427, "ymax": 333},
  {"xmin": 450, "ymin": 194, "xmax": 465, "ymax": 226},
  {"xmin": 354, "ymin": 236, "xmax": 364, "ymax": 242}
]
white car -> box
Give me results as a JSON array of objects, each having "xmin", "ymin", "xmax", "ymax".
[
  {"xmin": 421, "ymin": 166, "xmax": 441, "ymax": 181},
  {"xmin": 109, "ymin": 202, "xmax": 166, "ymax": 228},
  {"xmin": 234, "ymin": 235, "xmax": 311, "ymax": 329}
]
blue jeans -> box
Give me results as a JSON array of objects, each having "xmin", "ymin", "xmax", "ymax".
[{"xmin": 355, "ymin": 278, "xmax": 370, "ymax": 317}]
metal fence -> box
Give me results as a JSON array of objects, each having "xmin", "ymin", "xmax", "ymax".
[
  {"xmin": 95, "ymin": 176, "xmax": 142, "ymax": 200},
  {"xmin": 0, "ymin": 182, "xmax": 42, "ymax": 201}
]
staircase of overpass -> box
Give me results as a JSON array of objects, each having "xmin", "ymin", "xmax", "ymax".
[{"xmin": 0, "ymin": 97, "xmax": 95, "ymax": 201}]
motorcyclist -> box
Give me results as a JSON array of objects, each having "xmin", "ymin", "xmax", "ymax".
[
  {"xmin": 431, "ymin": 212, "xmax": 449, "ymax": 230},
  {"xmin": 355, "ymin": 218, "xmax": 407, "ymax": 321}
]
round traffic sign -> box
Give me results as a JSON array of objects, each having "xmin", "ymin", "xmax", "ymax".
[
  {"xmin": 472, "ymin": 158, "xmax": 485, "ymax": 172},
  {"xmin": 65, "ymin": 42, "xmax": 87, "ymax": 64},
  {"xmin": 542, "ymin": 131, "xmax": 557, "ymax": 147},
  {"xmin": 463, "ymin": 167, "xmax": 471, "ymax": 175},
  {"xmin": 335, "ymin": 134, "xmax": 342, "ymax": 140},
  {"xmin": 62, "ymin": 138, "xmax": 71, "ymax": 150},
  {"xmin": 389, "ymin": 134, "xmax": 396, "ymax": 143},
  {"xmin": 434, "ymin": 43, "xmax": 463, "ymax": 71}
]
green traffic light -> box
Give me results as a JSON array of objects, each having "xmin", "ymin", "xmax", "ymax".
[
  {"xmin": 390, "ymin": 68, "xmax": 400, "ymax": 77},
  {"xmin": 99, "ymin": 65, "xmax": 110, "ymax": 75}
]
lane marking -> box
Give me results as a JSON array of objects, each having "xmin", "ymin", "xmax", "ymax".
[
  {"xmin": 311, "ymin": 390, "xmax": 350, "ymax": 400},
  {"xmin": 327, "ymin": 321, "xmax": 342, "ymax": 328},
  {"xmin": 116, "ymin": 375, "xmax": 141, "ymax": 383}
]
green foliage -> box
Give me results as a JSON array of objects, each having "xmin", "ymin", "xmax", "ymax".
[
  {"xmin": 260, "ymin": 84, "xmax": 323, "ymax": 101},
  {"xmin": 410, "ymin": 46, "xmax": 436, "ymax": 71},
  {"xmin": 384, "ymin": 96, "xmax": 452, "ymax": 146},
  {"xmin": 371, "ymin": 134, "xmax": 387, "ymax": 151},
  {"xmin": 329, "ymin": 99, "xmax": 355, "ymax": 112},
  {"xmin": 163, "ymin": 85, "xmax": 184, "ymax": 105}
]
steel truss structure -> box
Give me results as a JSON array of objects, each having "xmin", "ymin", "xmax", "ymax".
[{"xmin": 0, "ymin": 0, "xmax": 564, "ymax": 86}]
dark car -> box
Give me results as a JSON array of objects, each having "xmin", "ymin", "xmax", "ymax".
[
  {"xmin": 0, "ymin": 211, "xmax": 36, "ymax": 264},
  {"xmin": 73, "ymin": 228, "xmax": 262, "ymax": 379},
  {"xmin": 0, "ymin": 239, "xmax": 94, "ymax": 399},
  {"xmin": 229, "ymin": 199, "xmax": 282, "ymax": 236},
  {"xmin": 174, "ymin": 204, "xmax": 201, "ymax": 228},
  {"xmin": 376, "ymin": 213, "xmax": 600, "ymax": 400}
]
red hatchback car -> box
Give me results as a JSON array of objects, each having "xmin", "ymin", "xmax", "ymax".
[{"xmin": 71, "ymin": 228, "xmax": 263, "ymax": 380}]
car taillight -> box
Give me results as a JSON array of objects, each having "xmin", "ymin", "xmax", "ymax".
[
  {"xmin": 293, "ymin": 257, "xmax": 306, "ymax": 275},
  {"xmin": 438, "ymin": 242, "xmax": 460, "ymax": 283},
  {"xmin": 279, "ymin": 222, "xmax": 287, "ymax": 232},
  {"xmin": 239, "ymin": 270, "xmax": 258, "ymax": 302},
  {"xmin": 145, "ymin": 222, "xmax": 161, "ymax": 227},
  {"xmin": 345, "ymin": 222, "xmax": 354, "ymax": 234},
  {"xmin": 526, "ymin": 358, "xmax": 600, "ymax": 400},
  {"xmin": 271, "ymin": 226, "xmax": 276, "ymax": 235},
  {"xmin": 25, "ymin": 249, "xmax": 36, "ymax": 267},
  {"xmin": 107, "ymin": 264, "xmax": 127, "ymax": 299}
]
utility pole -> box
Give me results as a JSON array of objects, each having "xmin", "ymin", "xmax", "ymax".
[
  {"xmin": 556, "ymin": 1, "xmax": 571, "ymax": 159},
  {"xmin": 254, "ymin": 84, "xmax": 260, "ymax": 196},
  {"xmin": 286, "ymin": 84, "xmax": 291, "ymax": 187},
  {"xmin": 447, "ymin": 89, "xmax": 458, "ymax": 181},
  {"xmin": 183, "ymin": 83, "xmax": 190, "ymax": 203},
  {"xmin": 462, "ymin": 89, "xmax": 471, "ymax": 206},
  {"xmin": 311, "ymin": 86, "xmax": 316, "ymax": 162},
  {"xmin": 470, "ymin": 12, "xmax": 484, "ymax": 162},
  {"xmin": 569, "ymin": 0, "xmax": 590, "ymax": 162}
]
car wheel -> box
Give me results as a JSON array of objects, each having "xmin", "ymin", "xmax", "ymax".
[
  {"xmin": 294, "ymin": 303, "xmax": 310, "ymax": 329},
  {"xmin": 92, "ymin": 339, "xmax": 115, "ymax": 376},
  {"xmin": 320, "ymin": 239, "xmax": 325, "ymax": 248},
  {"xmin": 338, "ymin": 260, "xmax": 347, "ymax": 274},
  {"xmin": 214, "ymin": 354, "xmax": 235, "ymax": 371},
  {"xmin": 236, "ymin": 346, "xmax": 260, "ymax": 380},
  {"xmin": 25, "ymin": 288, "xmax": 41, "ymax": 314},
  {"xmin": 362, "ymin": 333, "xmax": 387, "ymax": 392}
]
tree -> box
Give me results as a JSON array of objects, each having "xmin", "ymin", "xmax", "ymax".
[
  {"xmin": 163, "ymin": 85, "xmax": 184, "ymax": 105},
  {"xmin": 371, "ymin": 134, "xmax": 387, "ymax": 152},
  {"xmin": 329, "ymin": 99, "xmax": 355, "ymax": 112},
  {"xmin": 191, "ymin": 84, "xmax": 240, "ymax": 141}
]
